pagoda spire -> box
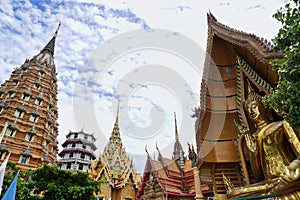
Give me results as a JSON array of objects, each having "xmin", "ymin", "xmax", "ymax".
[
  {"xmin": 109, "ymin": 102, "xmax": 122, "ymax": 145},
  {"xmin": 41, "ymin": 22, "xmax": 61, "ymax": 56},
  {"xmin": 172, "ymin": 112, "xmax": 184, "ymax": 164},
  {"xmin": 115, "ymin": 101, "xmax": 120, "ymax": 125},
  {"xmin": 174, "ymin": 112, "xmax": 179, "ymax": 141}
]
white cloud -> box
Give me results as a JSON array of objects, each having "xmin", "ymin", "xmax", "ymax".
[{"xmin": 0, "ymin": 0, "xmax": 288, "ymax": 172}]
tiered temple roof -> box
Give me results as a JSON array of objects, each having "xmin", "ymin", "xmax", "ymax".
[
  {"xmin": 88, "ymin": 105, "xmax": 140, "ymax": 199},
  {"xmin": 137, "ymin": 113, "xmax": 210, "ymax": 199}
]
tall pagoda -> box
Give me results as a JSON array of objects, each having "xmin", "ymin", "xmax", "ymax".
[
  {"xmin": 196, "ymin": 13, "xmax": 283, "ymax": 199},
  {"xmin": 137, "ymin": 113, "xmax": 210, "ymax": 199},
  {"xmin": 58, "ymin": 130, "xmax": 96, "ymax": 172},
  {"xmin": 0, "ymin": 24, "xmax": 61, "ymax": 171},
  {"xmin": 88, "ymin": 105, "xmax": 141, "ymax": 199}
]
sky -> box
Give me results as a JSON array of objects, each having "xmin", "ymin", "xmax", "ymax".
[{"xmin": 0, "ymin": 0, "xmax": 288, "ymax": 172}]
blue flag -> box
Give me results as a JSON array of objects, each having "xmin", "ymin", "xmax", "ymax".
[{"xmin": 1, "ymin": 170, "xmax": 19, "ymax": 200}]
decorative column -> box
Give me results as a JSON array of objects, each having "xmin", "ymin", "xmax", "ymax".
[{"xmin": 193, "ymin": 167, "xmax": 204, "ymax": 200}]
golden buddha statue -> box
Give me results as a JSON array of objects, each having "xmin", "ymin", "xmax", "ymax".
[{"xmin": 227, "ymin": 91, "xmax": 300, "ymax": 198}]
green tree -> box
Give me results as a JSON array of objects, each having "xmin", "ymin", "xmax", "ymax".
[
  {"xmin": 0, "ymin": 162, "xmax": 31, "ymax": 200},
  {"xmin": 1, "ymin": 164, "xmax": 98, "ymax": 200},
  {"xmin": 27, "ymin": 164, "xmax": 98, "ymax": 200},
  {"xmin": 264, "ymin": 0, "xmax": 300, "ymax": 134}
]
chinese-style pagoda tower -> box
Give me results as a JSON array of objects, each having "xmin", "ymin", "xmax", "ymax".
[
  {"xmin": 137, "ymin": 113, "xmax": 210, "ymax": 199},
  {"xmin": 58, "ymin": 130, "xmax": 96, "ymax": 172},
  {"xmin": 0, "ymin": 24, "xmax": 61, "ymax": 171},
  {"xmin": 88, "ymin": 105, "xmax": 141, "ymax": 199}
]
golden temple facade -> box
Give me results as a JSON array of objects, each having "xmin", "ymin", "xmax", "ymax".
[
  {"xmin": 88, "ymin": 106, "xmax": 141, "ymax": 199},
  {"xmin": 196, "ymin": 13, "xmax": 300, "ymax": 199}
]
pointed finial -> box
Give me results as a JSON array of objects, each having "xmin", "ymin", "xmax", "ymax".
[
  {"xmin": 53, "ymin": 22, "xmax": 61, "ymax": 38},
  {"xmin": 115, "ymin": 100, "xmax": 120, "ymax": 124},
  {"xmin": 41, "ymin": 22, "xmax": 61, "ymax": 56},
  {"xmin": 174, "ymin": 112, "xmax": 179, "ymax": 141},
  {"xmin": 187, "ymin": 142, "xmax": 191, "ymax": 151},
  {"xmin": 145, "ymin": 145, "xmax": 149, "ymax": 154}
]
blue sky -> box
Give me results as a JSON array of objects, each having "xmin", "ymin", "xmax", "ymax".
[{"xmin": 0, "ymin": 0, "xmax": 287, "ymax": 172}]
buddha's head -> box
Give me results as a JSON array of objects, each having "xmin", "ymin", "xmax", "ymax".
[{"xmin": 245, "ymin": 92, "xmax": 269, "ymax": 126}]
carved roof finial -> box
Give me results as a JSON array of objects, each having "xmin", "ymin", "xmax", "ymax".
[
  {"xmin": 115, "ymin": 100, "xmax": 120, "ymax": 125},
  {"xmin": 145, "ymin": 145, "xmax": 149, "ymax": 154}
]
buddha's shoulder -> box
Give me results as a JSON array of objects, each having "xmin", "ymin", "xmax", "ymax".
[{"xmin": 264, "ymin": 121, "xmax": 285, "ymax": 136}]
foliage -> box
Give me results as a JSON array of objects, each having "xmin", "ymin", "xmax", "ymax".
[
  {"xmin": 264, "ymin": 0, "xmax": 300, "ymax": 134},
  {"xmin": 0, "ymin": 162, "xmax": 31, "ymax": 200},
  {"xmin": 1, "ymin": 163, "xmax": 98, "ymax": 200},
  {"xmin": 27, "ymin": 164, "xmax": 98, "ymax": 200}
]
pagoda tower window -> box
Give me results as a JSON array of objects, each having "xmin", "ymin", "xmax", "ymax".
[
  {"xmin": 69, "ymin": 152, "xmax": 74, "ymax": 158},
  {"xmin": 45, "ymin": 122, "xmax": 49, "ymax": 130},
  {"xmin": 14, "ymin": 110, "xmax": 24, "ymax": 118},
  {"xmin": 29, "ymin": 115, "xmax": 38, "ymax": 123},
  {"xmin": 74, "ymin": 133, "xmax": 78, "ymax": 139},
  {"xmin": 82, "ymin": 144, "xmax": 86, "ymax": 149},
  {"xmin": 80, "ymin": 153, "xmax": 85, "ymax": 159},
  {"xmin": 14, "ymin": 81, "xmax": 19, "ymax": 86},
  {"xmin": 0, "ymin": 151, "xmax": 7, "ymax": 160},
  {"xmin": 35, "ymin": 98, "xmax": 43, "ymax": 106},
  {"xmin": 66, "ymin": 163, "xmax": 71, "ymax": 169},
  {"xmin": 43, "ymin": 140, "xmax": 49, "ymax": 149},
  {"xmin": 51, "ymin": 147, "xmax": 56, "ymax": 154},
  {"xmin": 25, "ymin": 133, "xmax": 34, "ymax": 142},
  {"xmin": 6, "ymin": 128, "xmax": 16, "ymax": 137},
  {"xmin": 7, "ymin": 91, "xmax": 14, "ymax": 98},
  {"xmin": 72, "ymin": 143, "xmax": 76, "ymax": 148},
  {"xmin": 19, "ymin": 155, "xmax": 30, "ymax": 164},
  {"xmin": 21, "ymin": 94, "xmax": 30, "ymax": 101},
  {"xmin": 78, "ymin": 163, "xmax": 83, "ymax": 171},
  {"xmin": 38, "ymin": 71, "xmax": 45, "ymax": 77},
  {"xmin": 33, "ymin": 84, "xmax": 40, "ymax": 90}
]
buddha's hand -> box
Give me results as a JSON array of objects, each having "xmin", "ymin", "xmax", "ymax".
[
  {"xmin": 280, "ymin": 159, "xmax": 300, "ymax": 183},
  {"xmin": 245, "ymin": 131, "xmax": 257, "ymax": 153}
]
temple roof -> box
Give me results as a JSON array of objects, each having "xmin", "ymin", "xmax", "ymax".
[
  {"xmin": 197, "ymin": 13, "xmax": 282, "ymax": 164},
  {"xmin": 206, "ymin": 12, "xmax": 283, "ymax": 63},
  {"xmin": 66, "ymin": 129, "xmax": 96, "ymax": 141},
  {"xmin": 93, "ymin": 104, "xmax": 138, "ymax": 189},
  {"xmin": 137, "ymin": 150, "xmax": 210, "ymax": 198}
]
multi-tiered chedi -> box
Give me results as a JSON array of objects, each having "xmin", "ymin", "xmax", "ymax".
[
  {"xmin": 58, "ymin": 130, "xmax": 96, "ymax": 172},
  {"xmin": 88, "ymin": 106, "xmax": 140, "ymax": 199},
  {"xmin": 0, "ymin": 24, "xmax": 60, "ymax": 171}
]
